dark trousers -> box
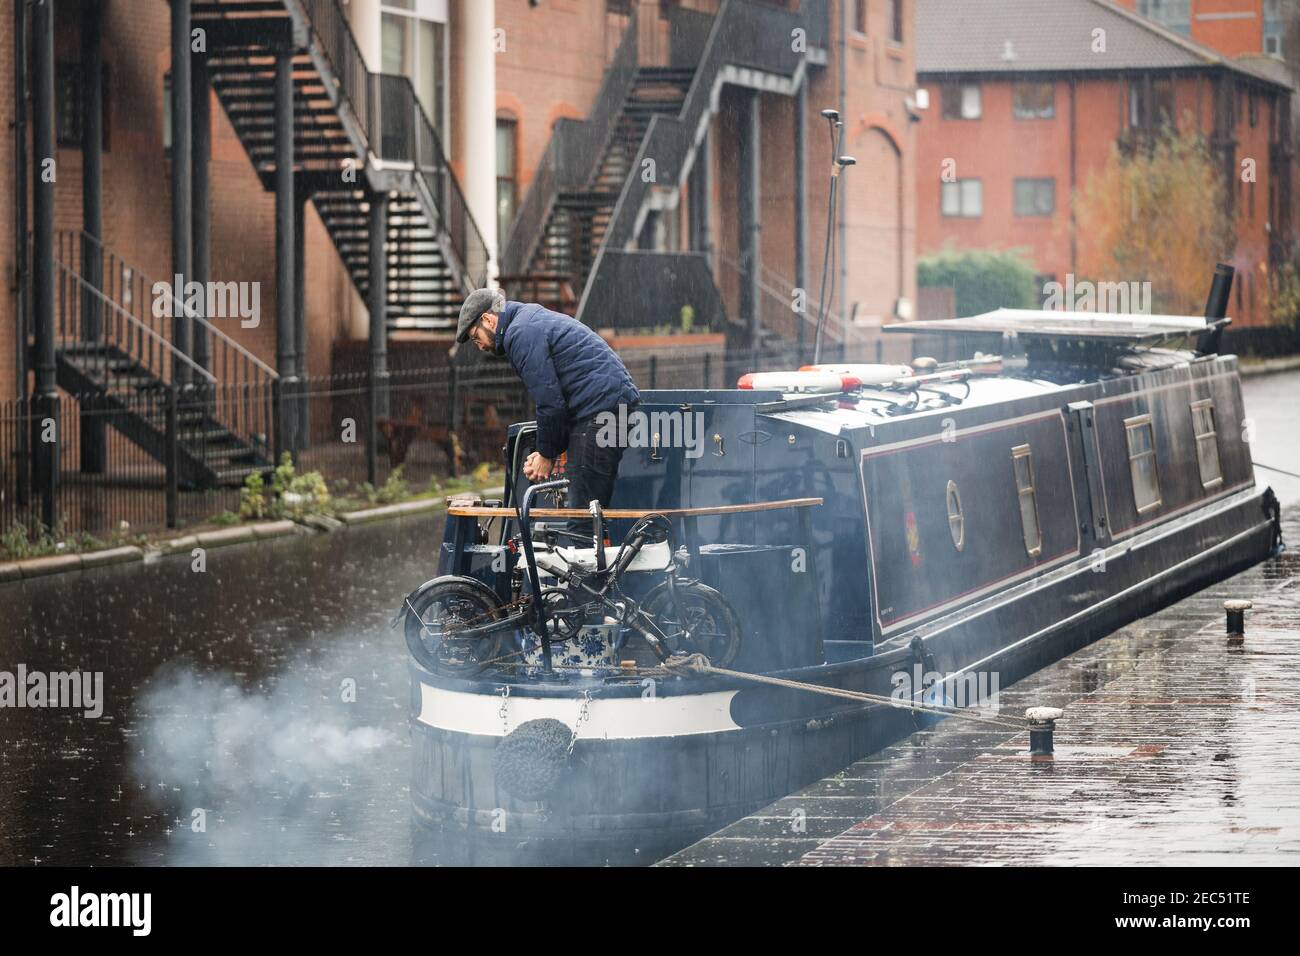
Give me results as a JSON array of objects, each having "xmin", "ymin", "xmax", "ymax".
[{"xmin": 563, "ymin": 409, "xmax": 629, "ymax": 539}]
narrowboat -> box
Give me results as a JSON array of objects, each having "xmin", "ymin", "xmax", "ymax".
[{"xmin": 398, "ymin": 271, "xmax": 1283, "ymax": 865}]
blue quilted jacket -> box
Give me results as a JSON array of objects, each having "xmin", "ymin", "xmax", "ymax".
[{"xmin": 494, "ymin": 301, "xmax": 640, "ymax": 458}]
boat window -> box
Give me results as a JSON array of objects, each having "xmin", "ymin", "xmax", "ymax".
[
  {"xmin": 1124, "ymin": 414, "xmax": 1162, "ymax": 514},
  {"xmin": 1190, "ymin": 400, "xmax": 1222, "ymax": 489},
  {"xmin": 946, "ymin": 480, "xmax": 964, "ymax": 551},
  {"xmin": 1011, "ymin": 445, "xmax": 1042, "ymax": 557}
]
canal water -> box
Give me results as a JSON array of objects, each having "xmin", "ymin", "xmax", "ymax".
[{"xmin": 1, "ymin": 369, "xmax": 1297, "ymax": 866}]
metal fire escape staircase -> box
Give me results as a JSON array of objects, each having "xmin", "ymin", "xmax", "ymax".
[
  {"xmin": 501, "ymin": 0, "xmax": 828, "ymax": 348},
  {"xmin": 52, "ymin": 231, "xmax": 278, "ymax": 488},
  {"xmin": 193, "ymin": 0, "xmax": 489, "ymax": 333}
]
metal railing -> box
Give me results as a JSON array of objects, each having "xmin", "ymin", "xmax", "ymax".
[
  {"xmin": 500, "ymin": 10, "xmax": 641, "ymax": 276},
  {"xmin": 371, "ymin": 72, "xmax": 490, "ymax": 291},
  {"xmin": 295, "ymin": 0, "xmax": 488, "ymax": 291},
  {"xmin": 300, "ymin": 0, "xmax": 372, "ymax": 141},
  {"xmin": 53, "ymin": 230, "xmax": 278, "ymax": 458},
  {"xmin": 714, "ymin": 248, "xmax": 844, "ymax": 347},
  {"xmin": 597, "ymin": 0, "xmax": 807, "ymax": 258}
]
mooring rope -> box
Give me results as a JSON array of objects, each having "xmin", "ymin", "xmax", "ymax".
[
  {"xmin": 1253, "ymin": 461, "xmax": 1300, "ymax": 480},
  {"xmin": 660, "ymin": 653, "xmax": 1034, "ymax": 731}
]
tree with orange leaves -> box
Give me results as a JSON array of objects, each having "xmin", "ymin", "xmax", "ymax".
[{"xmin": 1075, "ymin": 126, "xmax": 1235, "ymax": 316}]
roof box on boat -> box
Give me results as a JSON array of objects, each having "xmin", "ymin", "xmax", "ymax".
[
  {"xmin": 886, "ymin": 308, "xmax": 1214, "ymax": 344},
  {"xmin": 799, "ymin": 363, "xmax": 914, "ymax": 384}
]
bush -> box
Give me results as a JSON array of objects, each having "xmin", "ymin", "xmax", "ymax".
[
  {"xmin": 239, "ymin": 472, "xmax": 267, "ymax": 520},
  {"xmin": 240, "ymin": 454, "xmax": 329, "ymax": 521},
  {"xmin": 918, "ymin": 245, "xmax": 1039, "ymax": 318},
  {"xmin": 363, "ymin": 465, "xmax": 408, "ymax": 505}
]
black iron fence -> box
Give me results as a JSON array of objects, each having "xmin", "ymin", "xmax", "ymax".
[
  {"xmin": 2, "ymin": 337, "xmax": 926, "ymax": 547},
  {"xmin": 0, "ymin": 364, "xmax": 529, "ymax": 545}
]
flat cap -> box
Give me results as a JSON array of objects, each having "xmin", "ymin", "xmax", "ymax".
[{"xmin": 456, "ymin": 288, "xmax": 505, "ymax": 343}]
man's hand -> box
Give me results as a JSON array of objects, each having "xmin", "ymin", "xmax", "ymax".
[{"xmin": 523, "ymin": 452, "xmax": 554, "ymax": 481}]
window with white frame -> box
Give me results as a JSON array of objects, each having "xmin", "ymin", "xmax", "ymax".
[
  {"xmin": 941, "ymin": 179, "xmax": 982, "ymax": 218},
  {"xmin": 382, "ymin": 0, "xmax": 449, "ymax": 147},
  {"xmin": 1124, "ymin": 414, "xmax": 1162, "ymax": 514},
  {"xmin": 1190, "ymin": 399, "xmax": 1223, "ymax": 489},
  {"xmin": 1012, "ymin": 444, "xmax": 1042, "ymax": 557}
]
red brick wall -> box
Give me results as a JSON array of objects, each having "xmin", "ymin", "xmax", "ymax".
[
  {"xmin": 1115, "ymin": 0, "xmax": 1267, "ymax": 57},
  {"xmin": 916, "ymin": 69, "xmax": 1287, "ymax": 326}
]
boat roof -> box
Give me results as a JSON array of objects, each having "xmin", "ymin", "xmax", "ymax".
[
  {"xmin": 886, "ymin": 308, "xmax": 1214, "ymax": 344},
  {"xmin": 765, "ymin": 373, "xmax": 1062, "ymax": 435}
]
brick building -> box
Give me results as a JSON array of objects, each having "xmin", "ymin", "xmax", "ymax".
[
  {"xmin": 2, "ymin": 0, "xmax": 917, "ymax": 532},
  {"xmin": 1119, "ymin": 0, "xmax": 1291, "ymax": 58},
  {"xmin": 914, "ymin": 0, "xmax": 1294, "ymax": 327}
]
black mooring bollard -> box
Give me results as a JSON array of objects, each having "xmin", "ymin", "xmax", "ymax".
[
  {"xmin": 1224, "ymin": 599, "xmax": 1252, "ymax": 644},
  {"xmin": 1025, "ymin": 706, "xmax": 1063, "ymax": 758}
]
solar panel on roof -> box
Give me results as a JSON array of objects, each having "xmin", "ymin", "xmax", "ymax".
[{"xmin": 885, "ymin": 308, "xmax": 1214, "ymax": 344}]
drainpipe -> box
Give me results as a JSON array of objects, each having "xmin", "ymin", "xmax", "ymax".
[
  {"xmin": 171, "ymin": 0, "xmax": 192, "ymax": 384},
  {"xmin": 81, "ymin": 0, "xmax": 106, "ymax": 473},
  {"xmin": 459, "ymin": 0, "xmax": 497, "ymax": 279},
  {"xmin": 13, "ymin": 0, "xmax": 29, "ymax": 503},
  {"xmin": 738, "ymin": 88, "xmax": 761, "ymax": 363},
  {"xmin": 274, "ymin": 49, "xmax": 298, "ymax": 457},
  {"xmin": 32, "ymin": 0, "xmax": 56, "ymax": 529},
  {"xmin": 367, "ymin": 192, "xmax": 389, "ymax": 485},
  {"xmin": 192, "ymin": 47, "xmax": 211, "ymax": 374},
  {"xmin": 794, "ymin": 76, "xmax": 808, "ymax": 364},
  {"xmin": 294, "ymin": 192, "xmax": 308, "ymax": 448}
]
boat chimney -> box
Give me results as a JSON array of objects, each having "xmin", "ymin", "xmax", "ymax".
[{"xmin": 1197, "ymin": 263, "xmax": 1234, "ymax": 354}]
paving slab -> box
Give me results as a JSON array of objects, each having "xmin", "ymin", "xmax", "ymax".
[{"xmin": 663, "ymin": 509, "xmax": 1300, "ymax": 867}]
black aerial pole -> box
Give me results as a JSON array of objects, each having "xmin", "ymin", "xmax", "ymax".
[{"xmin": 813, "ymin": 110, "xmax": 854, "ymax": 365}]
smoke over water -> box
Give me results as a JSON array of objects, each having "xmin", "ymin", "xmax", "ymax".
[{"xmin": 128, "ymin": 655, "xmax": 405, "ymax": 866}]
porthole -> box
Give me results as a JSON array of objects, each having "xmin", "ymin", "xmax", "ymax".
[{"xmin": 946, "ymin": 479, "xmax": 965, "ymax": 551}]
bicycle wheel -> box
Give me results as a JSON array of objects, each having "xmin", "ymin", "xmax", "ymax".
[
  {"xmin": 641, "ymin": 581, "xmax": 743, "ymax": 667},
  {"xmin": 404, "ymin": 578, "xmax": 508, "ymax": 675}
]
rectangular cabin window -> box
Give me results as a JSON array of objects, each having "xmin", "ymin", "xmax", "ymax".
[
  {"xmin": 1012, "ymin": 444, "xmax": 1042, "ymax": 557},
  {"xmin": 1124, "ymin": 414, "xmax": 1162, "ymax": 514},
  {"xmin": 1190, "ymin": 400, "xmax": 1223, "ymax": 489}
]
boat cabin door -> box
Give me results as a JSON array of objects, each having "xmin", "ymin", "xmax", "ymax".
[{"xmin": 1067, "ymin": 401, "xmax": 1111, "ymax": 548}]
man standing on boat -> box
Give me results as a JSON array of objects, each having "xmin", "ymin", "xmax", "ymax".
[{"xmin": 456, "ymin": 289, "xmax": 640, "ymax": 527}]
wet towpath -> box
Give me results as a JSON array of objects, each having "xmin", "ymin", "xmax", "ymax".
[{"xmin": 663, "ymin": 508, "xmax": 1300, "ymax": 866}]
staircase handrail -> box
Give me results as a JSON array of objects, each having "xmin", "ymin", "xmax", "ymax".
[
  {"xmin": 76, "ymin": 231, "xmax": 278, "ymax": 380},
  {"xmin": 52, "ymin": 253, "xmax": 217, "ymax": 385},
  {"xmin": 578, "ymin": 0, "xmax": 809, "ymax": 328},
  {"xmin": 296, "ymin": 0, "xmax": 488, "ymax": 291},
  {"xmin": 500, "ymin": 9, "xmax": 641, "ymax": 276}
]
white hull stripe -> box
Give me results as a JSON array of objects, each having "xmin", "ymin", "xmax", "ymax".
[{"xmin": 417, "ymin": 683, "xmax": 742, "ymax": 740}]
